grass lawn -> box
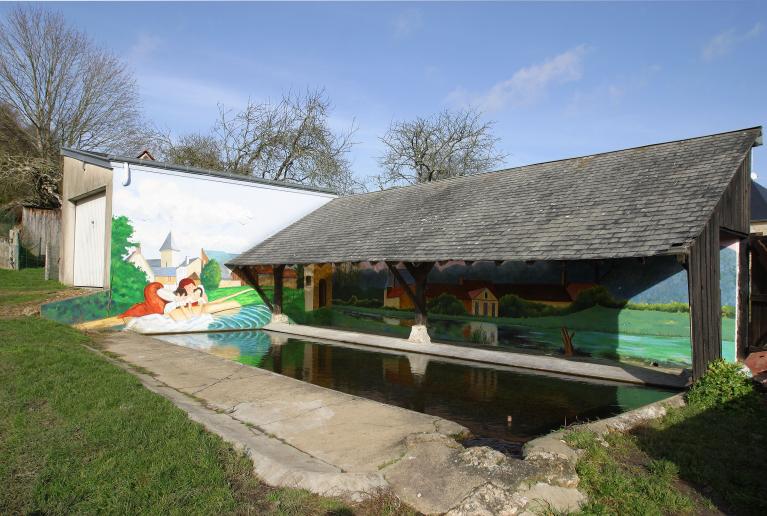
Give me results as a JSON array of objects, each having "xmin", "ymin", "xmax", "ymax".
[
  {"xmin": 0, "ymin": 316, "xmax": 410, "ymax": 515},
  {"xmin": 565, "ymin": 383, "xmax": 767, "ymax": 515},
  {"xmin": 0, "ymin": 268, "xmax": 65, "ymax": 308}
]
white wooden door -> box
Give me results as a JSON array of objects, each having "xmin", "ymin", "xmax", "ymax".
[{"xmin": 73, "ymin": 194, "xmax": 106, "ymax": 287}]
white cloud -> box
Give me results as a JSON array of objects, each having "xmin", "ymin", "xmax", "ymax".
[
  {"xmin": 392, "ymin": 9, "xmax": 423, "ymax": 38},
  {"xmin": 127, "ymin": 33, "xmax": 163, "ymax": 64},
  {"xmin": 118, "ymin": 178, "xmax": 257, "ymax": 259},
  {"xmin": 137, "ymin": 72, "xmax": 248, "ymax": 112},
  {"xmin": 447, "ymin": 45, "xmax": 588, "ymax": 113},
  {"xmin": 565, "ymin": 64, "xmax": 661, "ymax": 115},
  {"xmin": 702, "ymin": 22, "xmax": 763, "ymax": 61}
]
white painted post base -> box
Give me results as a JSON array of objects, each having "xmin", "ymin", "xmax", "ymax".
[
  {"xmin": 270, "ymin": 313, "xmax": 290, "ymax": 324},
  {"xmin": 405, "ymin": 353, "xmax": 431, "ymax": 376},
  {"xmin": 408, "ymin": 325, "xmax": 431, "ymax": 344}
]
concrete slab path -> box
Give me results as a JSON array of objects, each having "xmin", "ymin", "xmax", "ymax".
[
  {"xmin": 98, "ymin": 331, "xmax": 588, "ymax": 514},
  {"xmin": 96, "ymin": 328, "xmax": 692, "ymax": 513},
  {"xmin": 99, "ymin": 333, "xmax": 468, "ymax": 494},
  {"xmin": 264, "ymin": 322, "xmax": 689, "ymax": 388}
]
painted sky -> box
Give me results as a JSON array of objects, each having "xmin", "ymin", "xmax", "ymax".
[
  {"xmin": 113, "ymin": 168, "xmax": 334, "ymax": 260},
  {"xmin": 4, "ymin": 1, "xmax": 766, "ymax": 184}
]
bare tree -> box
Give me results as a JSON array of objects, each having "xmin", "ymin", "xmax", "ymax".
[
  {"xmin": 0, "ymin": 6, "xmax": 146, "ymax": 162},
  {"xmin": 161, "ymin": 89, "xmax": 361, "ymax": 194},
  {"xmin": 159, "ymin": 133, "xmax": 222, "ymax": 171},
  {"xmin": 0, "ymin": 103, "xmax": 60, "ymax": 207},
  {"xmin": 375, "ymin": 108, "xmax": 506, "ymax": 189}
]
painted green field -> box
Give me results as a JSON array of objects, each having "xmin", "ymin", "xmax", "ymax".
[{"xmin": 208, "ymin": 285, "xmax": 305, "ymax": 310}]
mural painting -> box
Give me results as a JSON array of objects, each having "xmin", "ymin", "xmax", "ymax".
[
  {"xmin": 42, "ymin": 163, "xmax": 330, "ymax": 333},
  {"xmin": 278, "ymin": 251, "xmax": 739, "ymax": 369},
  {"xmin": 41, "ymin": 157, "xmax": 740, "ymax": 369}
]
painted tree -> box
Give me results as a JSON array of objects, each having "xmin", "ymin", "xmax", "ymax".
[
  {"xmin": 110, "ymin": 216, "xmax": 148, "ymax": 308},
  {"xmin": 374, "ymin": 108, "xmax": 506, "ymax": 189},
  {"xmin": 201, "ymin": 259, "xmax": 222, "ymax": 292}
]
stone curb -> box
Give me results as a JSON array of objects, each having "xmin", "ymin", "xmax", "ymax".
[{"xmin": 88, "ymin": 345, "xmax": 388, "ymax": 501}]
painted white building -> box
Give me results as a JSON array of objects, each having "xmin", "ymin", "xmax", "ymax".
[{"xmin": 59, "ymin": 148, "xmax": 337, "ymax": 289}]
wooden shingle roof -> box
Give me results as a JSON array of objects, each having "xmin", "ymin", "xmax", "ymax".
[{"xmin": 229, "ymin": 127, "xmax": 762, "ymax": 266}]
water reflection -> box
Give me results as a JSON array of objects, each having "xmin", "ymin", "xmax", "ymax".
[
  {"xmin": 156, "ymin": 330, "xmax": 675, "ymax": 447},
  {"xmin": 336, "ymin": 307, "xmax": 704, "ymax": 367}
]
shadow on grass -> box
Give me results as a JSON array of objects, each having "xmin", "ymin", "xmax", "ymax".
[{"xmin": 631, "ymin": 395, "xmax": 767, "ymax": 515}]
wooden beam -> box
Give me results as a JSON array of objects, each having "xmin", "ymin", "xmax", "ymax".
[
  {"xmin": 235, "ymin": 266, "xmax": 274, "ymax": 312},
  {"xmin": 737, "ymin": 238, "xmax": 749, "ymax": 360},
  {"xmin": 404, "ymin": 262, "xmax": 435, "ymax": 326},
  {"xmin": 386, "ymin": 262, "xmax": 423, "ymax": 314},
  {"xmin": 273, "ymin": 264, "xmax": 285, "ymax": 315}
]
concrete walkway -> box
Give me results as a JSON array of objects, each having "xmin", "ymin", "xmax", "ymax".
[
  {"xmin": 264, "ymin": 322, "xmax": 689, "ymax": 388},
  {"xmin": 100, "ymin": 331, "xmax": 587, "ymax": 514}
]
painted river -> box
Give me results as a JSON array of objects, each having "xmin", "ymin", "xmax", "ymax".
[{"xmin": 156, "ymin": 330, "xmax": 675, "ymax": 453}]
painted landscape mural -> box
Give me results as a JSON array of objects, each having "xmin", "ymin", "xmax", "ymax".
[{"xmin": 279, "ymin": 249, "xmax": 738, "ymax": 369}]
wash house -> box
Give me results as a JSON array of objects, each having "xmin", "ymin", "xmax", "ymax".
[{"xmin": 228, "ymin": 128, "xmax": 763, "ymax": 379}]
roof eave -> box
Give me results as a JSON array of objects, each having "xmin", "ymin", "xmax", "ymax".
[{"xmin": 60, "ymin": 147, "xmax": 338, "ymax": 196}]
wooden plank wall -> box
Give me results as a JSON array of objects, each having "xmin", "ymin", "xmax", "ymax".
[
  {"xmin": 718, "ymin": 154, "xmax": 751, "ymax": 234},
  {"xmin": 21, "ymin": 207, "xmax": 61, "ymax": 258},
  {"xmin": 688, "ymin": 153, "xmax": 751, "ymax": 378},
  {"xmin": 688, "ymin": 213, "xmax": 722, "ymax": 378}
]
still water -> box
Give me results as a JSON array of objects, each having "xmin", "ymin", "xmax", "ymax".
[
  {"xmin": 157, "ymin": 330, "xmax": 675, "ymax": 451},
  {"xmin": 336, "ymin": 308, "xmax": 726, "ymax": 366}
]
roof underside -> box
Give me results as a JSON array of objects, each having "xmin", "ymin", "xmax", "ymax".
[
  {"xmin": 229, "ymin": 128, "xmax": 761, "ymax": 266},
  {"xmin": 751, "ymin": 180, "xmax": 767, "ymax": 221}
]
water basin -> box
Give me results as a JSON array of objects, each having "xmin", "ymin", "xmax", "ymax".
[{"xmin": 155, "ymin": 330, "xmax": 676, "ymax": 454}]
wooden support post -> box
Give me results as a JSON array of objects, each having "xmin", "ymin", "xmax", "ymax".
[
  {"xmin": 737, "ymin": 238, "xmax": 749, "ymax": 360},
  {"xmin": 273, "ymin": 264, "xmax": 285, "ymax": 315},
  {"xmin": 687, "ymin": 216, "xmax": 722, "ymax": 380},
  {"xmin": 235, "ymin": 266, "xmax": 274, "ymax": 312},
  {"xmin": 386, "ymin": 261, "xmax": 435, "ymax": 326},
  {"xmin": 404, "ymin": 262, "xmax": 435, "ymax": 326},
  {"xmin": 386, "ymin": 262, "xmax": 421, "ymax": 310},
  {"xmin": 272, "ymin": 265, "xmax": 285, "ymax": 315}
]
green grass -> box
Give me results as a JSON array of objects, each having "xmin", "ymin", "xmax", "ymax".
[
  {"xmin": 565, "ymin": 430, "xmax": 699, "ymax": 515},
  {"xmin": 566, "ymin": 392, "xmax": 767, "ymax": 515},
  {"xmin": 0, "ymin": 316, "xmax": 411, "ymax": 515},
  {"xmin": 0, "ymin": 268, "xmax": 65, "ymax": 308}
]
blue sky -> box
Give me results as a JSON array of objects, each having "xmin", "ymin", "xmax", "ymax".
[{"xmin": 5, "ymin": 1, "xmax": 766, "ymax": 183}]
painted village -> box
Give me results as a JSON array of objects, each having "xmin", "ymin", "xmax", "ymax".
[{"xmin": 1, "ymin": 3, "xmax": 767, "ymax": 515}]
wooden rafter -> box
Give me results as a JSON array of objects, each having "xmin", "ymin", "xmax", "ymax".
[{"xmin": 234, "ymin": 266, "xmax": 274, "ymax": 312}]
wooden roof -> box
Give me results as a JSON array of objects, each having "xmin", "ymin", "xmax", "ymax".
[{"xmin": 229, "ymin": 127, "xmax": 761, "ymax": 266}]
